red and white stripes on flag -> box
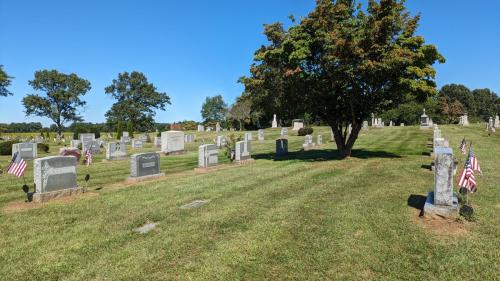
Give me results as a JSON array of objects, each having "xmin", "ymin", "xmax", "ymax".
[
  {"xmin": 458, "ymin": 153, "xmax": 477, "ymax": 193},
  {"xmin": 7, "ymin": 152, "xmax": 27, "ymax": 178},
  {"xmin": 469, "ymin": 148, "xmax": 482, "ymax": 175},
  {"xmin": 85, "ymin": 149, "xmax": 93, "ymax": 166}
]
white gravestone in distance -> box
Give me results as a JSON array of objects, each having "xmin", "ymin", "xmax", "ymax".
[
  {"xmin": 216, "ymin": 136, "xmax": 226, "ymax": 148},
  {"xmin": 161, "ymin": 131, "xmax": 185, "ymax": 154},
  {"xmin": 317, "ymin": 135, "xmax": 323, "ymax": 145},
  {"xmin": 276, "ymin": 139, "xmax": 288, "ymax": 155},
  {"xmin": 495, "ymin": 115, "xmax": 499, "ymax": 128},
  {"xmin": 106, "ymin": 142, "xmax": 127, "ymax": 160},
  {"xmin": 302, "ymin": 135, "xmax": 314, "ymax": 150},
  {"xmin": 420, "ymin": 109, "xmax": 430, "ymax": 128},
  {"xmin": 197, "ymin": 125, "xmax": 204, "ymax": 132},
  {"xmin": 12, "ymin": 142, "xmax": 37, "ymax": 160},
  {"xmin": 128, "ymin": 152, "xmax": 164, "ymax": 182},
  {"xmin": 198, "ymin": 144, "xmax": 219, "ymax": 168},
  {"xmin": 244, "ymin": 132, "xmax": 253, "ymax": 142},
  {"xmin": 154, "ymin": 137, "xmax": 161, "ymax": 148},
  {"xmin": 272, "ymin": 114, "xmax": 278, "ymax": 128},
  {"xmin": 235, "ymin": 141, "xmax": 252, "ymax": 162},
  {"xmin": 258, "ymin": 129, "xmax": 264, "ymax": 141},
  {"xmin": 131, "ymin": 139, "xmax": 144, "ymax": 149},
  {"xmin": 292, "ymin": 120, "xmax": 304, "ymax": 131},
  {"xmin": 70, "ymin": 140, "xmax": 81, "ymax": 148},
  {"xmin": 424, "ymin": 148, "xmax": 458, "ymax": 217},
  {"xmin": 362, "ymin": 121, "xmax": 369, "ymax": 130},
  {"xmin": 33, "ymin": 156, "xmax": 80, "ymax": 202},
  {"xmin": 216, "ymin": 122, "xmax": 221, "ymax": 132},
  {"xmin": 280, "ymin": 128, "xmax": 288, "ymax": 137}
]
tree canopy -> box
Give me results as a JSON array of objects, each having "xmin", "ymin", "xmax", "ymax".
[
  {"xmin": 201, "ymin": 95, "xmax": 228, "ymax": 124},
  {"xmin": 0, "ymin": 65, "xmax": 13, "ymax": 97},
  {"xmin": 240, "ymin": 0, "xmax": 444, "ymax": 158},
  {"xmin": 105, "ymin": 71, "xmax": 170, "ymax": 132},
  {"xmin": 22, "ymin": 70, "xmax": 91, "ymax": 136}
]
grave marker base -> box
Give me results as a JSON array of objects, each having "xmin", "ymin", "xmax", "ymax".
[
  {"xmin": 32, "ymin": 187, "xmax": 83, "ymax": 203},
  {"xmin": 234, "ymin": 158, "xmax": 255, "ymax": 165},
  {"xmin": 423, "ymin": 191, "xmax": 458, "ymax": 218},
  {"xmin": 127, "ymin": 173, "xmax": 165, "ymax": 183}
]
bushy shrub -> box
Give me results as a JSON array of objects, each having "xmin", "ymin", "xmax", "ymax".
[
  {"xmin": 0, "ymin": 141, "xmax": 16, "ymax": 155},
  {"xmin": 298, "ymin": 127, "xmax": 313, "ymax": 136},
  {"xmin": 37, "ymin": 143, "xmax": 50, "ymax": 153}
]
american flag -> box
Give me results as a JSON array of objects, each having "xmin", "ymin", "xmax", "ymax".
[
  {"xmin": 7, "ymin": 152, "xmax": 27, "ymax": 178},
  {"xmin": 458, "ymin": 152, "xmax": 477, "ymax": 193},
  {"xmin": 469, "ymin": 148, "xmax": 482, "ymax": 175},
  {"xmin": 85, "ymin": 149, "xmax": 93, "ymax": 166},
  {"xmin": 459, "ymin": 138, "xmax": 467, "ymax": 155}
]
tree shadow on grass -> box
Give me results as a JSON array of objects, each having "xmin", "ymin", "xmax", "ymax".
[
  {"xmin": 253, "ymin": 149, "xmax": 401, "ymax": 162},
  {"xmin": 407, "ymin": 194, "xmax": 426, "ymax": 217}
]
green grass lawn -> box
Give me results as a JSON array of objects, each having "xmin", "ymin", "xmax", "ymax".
[{"xmin": 0, "ymin": 126, "xmax": 498, "ymax": 280}]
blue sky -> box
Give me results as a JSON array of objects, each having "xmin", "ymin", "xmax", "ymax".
[{"xmin": 1, "ymin": 0, "xmax": 499, "ymax": 126}]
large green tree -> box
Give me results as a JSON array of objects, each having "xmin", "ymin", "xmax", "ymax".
[
  {"xmin": 201, "ymin": 95, "xmax": 228, "ymax": 123},
  {"xmin": 438, "ymin": 84, "xmax": 476, "ymax": 116},
  {"xmin": 23, "ymin": 70, "xmax": 91, "ymax": 136},
  {"xmin": 241, "ymin": 0, "xmax": 444, "ymax": 158},
  {"xmin": 105, "ymin": 71, "xmax": 170, "ymax": 131},
  {"xmin": 227, "ymin": 97, "xmax": 262, "ymax": 131},
  {"xmin": 472, "ymin": 88, "xmax": 498, "ymax": 120},
  {"xmin": 0, "ymin": 65, "xmax": 13, "ymax": 97}
]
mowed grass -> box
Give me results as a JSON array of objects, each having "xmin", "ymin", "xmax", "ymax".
[{"xmin": 0, "ymin": 126, "xmax": 498, "ymax": 280}]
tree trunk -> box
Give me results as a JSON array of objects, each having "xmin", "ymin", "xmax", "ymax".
[{"xmin": 330, "ymin": 121, "xmax": 362, "ymax": 159}]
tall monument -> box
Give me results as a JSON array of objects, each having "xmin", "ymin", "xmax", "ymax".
[{"xmin": 272, "ymin": 114, "xmax": 278, "ymax": 128}]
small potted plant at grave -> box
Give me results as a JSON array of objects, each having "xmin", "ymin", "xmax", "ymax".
[{"xmin": 223, "ymin": 133, "xmax": 242, "ymax": 162}]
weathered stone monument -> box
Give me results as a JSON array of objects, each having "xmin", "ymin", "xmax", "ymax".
[
  {"xmin": 131, "ymin": 139, "xmax": 143, "ymax": 149},
  {"xmin": 161, "ymin": 131, "xmax": 185, "ymax": 154},
  {"xmin": 280, "ymin": 127, "xmax": 288, "ymax": 137},
  {"xmin": 495, "ymin": 115, "xmax": 499, "ymax": 128},
  {"xmin": 459, "ymin": 114, "xmax": 469, "ymax": 126},
  {"xmin": 121, "ymin": 132, "xmax": 130, "ymax": 143},
  {"xmin": 12, "ymin": 142, "xmax": 37, "ymax": 160},
  {"xmin": 244, "ymin": 132, "xmax": 253, "ymax": 141},
  {"xmin": 128, "ymin": 152, "xmax": 164, "ymax": 182},
  {"xmin": 292, "ymin": 119, "xmax": 304, "ymax": 131},
  {"xmin": 216, "ymin": 122, "xmax": 221, "ymax": 132},
  {"xmin": 154, "ymin": 136, "xmax": 161, "ymax": 148},
  {"xmin": 106, "ymin": 142, "xmax": 127, "ymax": 160},
  {"xmin": 184, "ymin": 134, "xmax": 194, "ymax": 143},
  {"xmin": 272, "ymin": 114, "xmax": 278, "ymax": 128},
  {"xmin": 389, "ymin": 121, "xmax": 393, "ymax": 127},
  {"xmin": 216, "ymin": 135, "xmax": 226, "ymax": 148},
  {"xmin": 317, "ymin": 135, "xmax": 323, "ymax": 145},
  {"xmin": 258, "ymin": 129, "xmax": 264, "ymax": 141},
  {"xmin": 235, "ymin": 141, "xmax": 252, "ymax": 163},
  {"xmin": 70, "ymin": 140, "xmax": 80, "ymax": 148},
  {"xmin": 362, "ymin": 121, "xmax": 369, "ymax": 130},
  {"xmin": 79, "ymin": 133, "xmax": 95, "ymax": 144},
  {"xmin": 302, "ymin": 135, "xmax": 314, "ymax": 150},
  {"xmin": 82, "ymin": 140, "xmax": 100, "ymax": 154},
  {"xmin": 197, "ymin": 125, "xmax": 204, "ymax": 132},
  {"xmin": 424, "ymin": 148, "xmax": 458, "ymax": 217},
  {"xmin": 198, "ymin": 144, "xmax": 218, "ymax": 168},
  {"xmin": 33, "ymin": 156, "xmax": 81, "ymax": 202},
  {"xmin": 276, "ymin": 139, "xmax": 288, "ymax": 156},
  {"xmin": 420, "ymin": 108, "xmax": 430, "ymax": 128}
]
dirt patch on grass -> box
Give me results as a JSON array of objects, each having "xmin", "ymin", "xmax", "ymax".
[
  {"xmin": 411, "ymin": 210, "xmax": 469, "ymax": 236},
  {"xmin": 2, "ymin": 192, "xmax": 99, "ymax": 214}
]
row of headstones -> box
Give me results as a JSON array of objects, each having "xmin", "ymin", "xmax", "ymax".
[
  {"xmin": 424, "ymin": 125, "xmax": 457, "ymax": 217},
  {"xmin": 197, "ymin": 123, "xmax": 222, "ymax": 132}
]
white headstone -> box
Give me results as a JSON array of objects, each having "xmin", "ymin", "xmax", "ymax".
[
  {"xmin": 244, "ymin": 132, "xmax": 253, "ymax": 141},
  {"xmin": 216, "ymin": 123, "xmax": 221, "ymax": 132},
  {"xmin": 272, "ymin": 114, "xmax": 278, "ymax": 128},
  {"xmin": 292, "ymin": 120, "xmax": 304, "ymax": 131},
  {"xmin": 106, "ymin": 142, "xmax": 127, "ymax": 160},
  {"xmin": 258, "ymin": 129, "xmax": 264, "ymax": 141},
  {"xmin": 235, "ymin": 141, "xmax": 251, "ymax": 162},
  {"xmin": 12, "ymin": 142, "xmax": 37, "ymax": 160},
  {"xmin": 161, "ymin": 131, "xmax": 185, "ymax": 154},
  {"xmin": 33, "ymin": 156, "xmax": 79, "ymax": 202},
  {"xmin": 198, "ymin": 144, "xmax": 219, "ymax": 168},
  {"xmin": 131, "ymin": 139, "xmax": 144, "ymax": 149},
  {"xmin": 197, "ymin": 125, "xmax": 205, "ymax": 132}
]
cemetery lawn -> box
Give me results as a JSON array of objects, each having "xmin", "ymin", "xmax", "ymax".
[{"xmin": 0, "ymin": 126, "xmax": 499, "ymax": 280}]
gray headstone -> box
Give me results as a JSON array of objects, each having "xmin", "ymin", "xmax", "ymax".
[
  {"xmin": 276, "ymin": 139, "xmax": 288, "ymax": 155},
  {"xmin": 130, "ymin": 152, "xmax": 162, "ymax": 178},
  {"xmin": 216, "ymin": 122, "xmax": 221, "ymax": 132},
  {"xmin": 82, "ymin": 140, "xmax": 100, "ymax": 154},
  {"xmin": 198, "ymin": 144, "xmax": 218, "ymax": 168},
  {"xmin": 317, "ymin": 135, "xmax": 323, "ymax": 145},
  {"xmin": 280, "ymin": 128, "xmax": 288, "ymax": 137},
  {"xmin": 70, "ymin": 140, "xmax": 81, "ymax": 148},
  {"xmin": 161, "ymin": 131, "xmax": 185, "ymax": 154},
  {"xmin": 434, "ymin": 148, "xmax": 454, "ymax": 205},
  {"xmin": 258, "ymin": 129, "xmax": 264, "ymax": 141},
  {"xmin": 244, "ymin": 132, "xmax": 253, "ymax": 141},
  {"xmin": 235, "ymin": 141, "xmax": 251, "ymax": 161},
  {"xmin": 131, "ymin": 139, "xmax": 144, "ymax": 149},
  {"xmin": 34, "ymin": 156, "xmax": 77, "ymax": 194},
  {"xmin": 79, "ymin": 133, "xmax": 95, "ymax": 143},
  {"xmin": 302, "ymin": 135, "xmax": 314, "ymax": 150},
  {"xmin": 106, "ymin": 142, "xmax": 127, "ymax": 160},
  {"xmin": 216, "ymin": 135, "xmax": 226, "ymax": 148},
  {"xmin": 180, "ymin": 200, "xmax": 209, "ymax": 209},
  {"xmin": 12, "ymin": 142, "xmax": 37, "ymax": 160},
  {"xmin": 154, "ymin": 136, "xmax": 161, "ymax": 148}
]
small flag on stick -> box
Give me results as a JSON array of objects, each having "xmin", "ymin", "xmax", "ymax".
[
  {"xmin": 7, "ymin": 152, "xmax": 27, "ymax": 178},
  {"xmin": 85, "ymin": 149, "xmax": 93, "ymax": 166},
  {"xmin": 458, "ymin": 151, "xmax": 477, "ymax": 193},
  {"xmin": 459, "ymin": 138, "xmax": 467, "ymax": 155}
]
